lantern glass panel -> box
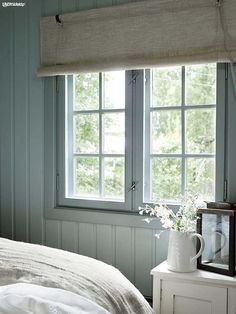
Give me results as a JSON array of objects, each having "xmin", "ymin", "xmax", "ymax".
[{"xmin": 201, "ymin": 213, "xmax": 230, "ymax": 270}]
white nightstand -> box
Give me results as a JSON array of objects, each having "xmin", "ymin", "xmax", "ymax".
[{"xmin": 151, "ymin": 261, "xmax": 236, "ymax": 314}]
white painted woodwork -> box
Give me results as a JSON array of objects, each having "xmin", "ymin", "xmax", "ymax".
[{"xmin": 151, "ymin": 261, "xmax": 236, "ymax": 314}]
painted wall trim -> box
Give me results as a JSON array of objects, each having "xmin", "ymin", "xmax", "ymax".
[{"xmin": 45, "ymin": 205, "xmax": 162, "ymax": 229}]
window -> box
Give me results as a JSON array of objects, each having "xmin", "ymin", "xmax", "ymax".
[
  {"xmin": 58, "ymin": 71, "xmax": 132, "ymax": 210},
  {"xmin": 144, "ymin": 64, "xmax": 217, "ymax": 203},
  {"xmin": 69, "ymin": 71, "xmax": 126, "ymax": 199},
  {"xmin": 57, "ymin": 63, "xmax": 225, "ymax": 211}
]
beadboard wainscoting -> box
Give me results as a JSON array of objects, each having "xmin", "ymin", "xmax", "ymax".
[{"xmin": 44, "ymin": 221, "xmax": 169, "ymax": 296}]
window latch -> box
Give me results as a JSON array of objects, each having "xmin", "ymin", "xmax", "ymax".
[
  {"xmin": 128, "ymin": 181, "xmax": 138, "ymax": 192},
  {"xmin": 129, "ymin": 71, "xmax": 139, "ymax": 85}
]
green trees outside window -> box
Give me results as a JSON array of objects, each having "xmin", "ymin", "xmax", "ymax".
[
  {"xmin": 146, "ymin": 64, "xmax": 216, "ymax": 202},
  {"xmin": 63, "ymin": 63, "xmax": 219, "ymax": 210},
  {"xmin": 71, "ymin": 72, "xmax": 125, "ymax": 201}
]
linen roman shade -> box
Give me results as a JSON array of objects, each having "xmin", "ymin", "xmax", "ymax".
[{"xmin": 37, "ymin": 0, "xmax": 236, "ymax": 77}]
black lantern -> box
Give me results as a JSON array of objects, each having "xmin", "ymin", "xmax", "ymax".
[{"xmin": 197, "ymin": 205, "xmax": 236, "ymax": 276}]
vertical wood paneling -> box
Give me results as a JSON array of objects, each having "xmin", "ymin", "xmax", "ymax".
[
  {"xmin": 96, "ymin": 0, "xmax": 113, "ymax": 8},
  {"xmin": 44, "ymin": 0, "xmax": 59, "ymax": 15},
  {"xmin": 114, "ymin": 0, "xmax": 132, "ymax": 4},
  {"xmin": 115, "ymin": 226, "xmax": 134, "ymax": 282},
  {"xmin": 0, "ymin": 8, "xmax": 14, "ymax": 239},
  {"xmin": 78, "ymin": 0, "xmax": 96, "ymax": 10},
  {"xmin": 44, "ymin": 77, "xmax": 56, "ymax": 211},
  {"xmin": 61, "ymin": 0, "xmax": 76, "ymax": 13},
  {"xmin": 61, "ymin": 221, "xmax": 78, "ymax": 253},
  {"xmin": 14, "ymin": 4, "xmax": 29, "ymax": 242},
  {"xmin": 135, "ymin": 228, "xmax": 154, "ymax": 297},
  {"xmin": 78, "ymin": 223, "xmax": 97, "ymax": 258},
  {"xmin": 96, "ymin": 225, "xmax": 114, "ymax": 265},
  {"xmin": 0, "ymin": 0, "xmax": 162, "ymax": 298},
  {"xmin": 28, "ymin": 0, "xmax": 44, "ymax": 244},
  {"xmin": 45, "ymin": 220, "xmax": 61, "ymax": 248},
  {"xmin": 155, "ymin": 230, "xmax": 169, "ymax": 266}
]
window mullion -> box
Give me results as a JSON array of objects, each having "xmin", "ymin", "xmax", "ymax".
[
  {"xmin": 124, "ymin": 70, "xmax": 134, "ymax": 210},
  {"xmin": 181, "ymin": 66, "xmax": 186, "ymax": 196},
  {"xmin": 132, "ymin": 69, "xmax": 145, "ymax": 209}
]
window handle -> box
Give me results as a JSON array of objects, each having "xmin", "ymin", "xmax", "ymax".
[
  {"xmin": 129, "ymin": 71, "xmax": 139, "ymax": 85},
  {"xmin": 128, "ymin": 181, "xmax": 138, "ymax": 192}
]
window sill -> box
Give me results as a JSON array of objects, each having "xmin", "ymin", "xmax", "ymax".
[{"xmin": 44, "ymin": 205, "xmax": 162, "ymax": 229}]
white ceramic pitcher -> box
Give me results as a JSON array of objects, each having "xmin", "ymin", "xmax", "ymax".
[{"xmin": 167, "ymin": 230, "xmax": 205, "ymax": 272}]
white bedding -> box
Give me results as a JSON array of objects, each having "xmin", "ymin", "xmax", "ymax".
[
  {"xmin": 0, "ymin": 283, "xmax": 109, "ymax": 314},
  {"xmin": 0, "ymin": 238, "xmax": 153, "ymax": 314}
]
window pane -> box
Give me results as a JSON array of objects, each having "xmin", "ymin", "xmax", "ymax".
[
  {"xmin": 74, "ymin": 157, "xmax": 99, "ymax": 197},
  {"xmin": 74, "ymin": 113, "xmax": 99, "ymax": 153},
  {"xmin": 151, "ymin": 158, "xmax": 181, "ymax": 200},
  {"xmin": 103, "ymin": 112, "xmax": 125, "ymax": 154},
  {"xmin": 103, "ymin": 71, "xmax": 125, "ymax": 109},
  {"xmin": 186, "ymin": 108, "xmax": 216, "ymax": 154},
  {"xmin": 186, "ymin": 64, "xmax": 216, "ymax": 105},
  {"xmin": 74, "ymin": 73, "xmax": 99, "ymax": 110},
  {"xmin": 151, "ymin": 110, "xmax": 181, "ymax": 153},
  {"xmin": 186, "ymin": 158, "xmax": 215, "ymax": 200},
  {"xmin": 152, "ymin": 67, "xmax": 181, "ymax": 107},
  {"xmin": 104, "ymin": 157, "xmax": 124, "ymax": 200}
]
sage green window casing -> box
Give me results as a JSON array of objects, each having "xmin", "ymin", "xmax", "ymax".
[{"xmin": 56, "ymin": 64, "xmax": 226, "ymax": 212}]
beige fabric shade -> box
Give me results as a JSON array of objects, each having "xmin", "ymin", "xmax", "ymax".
[{"xmin": 37, "ymin": 0, "xmax": 236, "ymax": 77}]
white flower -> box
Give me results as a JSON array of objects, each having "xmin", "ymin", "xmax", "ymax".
[{"xmin": 139, "ymin": 193, "xmax": 203, "ymax": 234}]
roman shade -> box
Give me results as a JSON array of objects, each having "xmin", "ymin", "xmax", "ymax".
[{"xmin": 37, "ymin": 0, "xmax": 236, "ymax": 77}]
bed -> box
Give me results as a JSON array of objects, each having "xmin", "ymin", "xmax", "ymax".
[{"xmin": 0, "ymin": 237, "xmax": 153, "ymax": 313}]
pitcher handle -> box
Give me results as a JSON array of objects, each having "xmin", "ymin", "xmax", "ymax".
[{"xmin": 190, "ymin": 233, "xmax": 205, "ymax": 262}]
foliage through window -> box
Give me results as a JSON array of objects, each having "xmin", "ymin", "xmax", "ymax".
[
  {"xmin": 67, "ymin": 72, "xmax": 125, "ymax": 202},
  {"xmin": 58, "ymin": 63, "xmax": 224, "ymax": 211},
  {"xmin": 144, "ymin": 64, "xmax": 217, "ymax": 202}
]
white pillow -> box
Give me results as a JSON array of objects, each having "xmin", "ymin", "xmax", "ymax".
[{"xmin": 0, "ymin": 283, "xmax": 110, "ymax": 314}]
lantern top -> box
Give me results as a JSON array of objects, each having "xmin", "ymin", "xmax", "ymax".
[
  {"xmin": 197, "ymin": 201, "xmax": 236, "ymax": 216},
  {"xmin": 197, "ymin": 208, "xmax": 236, "ymax": 216}
]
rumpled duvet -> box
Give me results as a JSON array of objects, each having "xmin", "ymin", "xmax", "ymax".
[
  {"xmin": 0, "ymin": 238, "xmax": 153, "ymax": 314},
  {"xmin": 0, "ymin": 283, "xmax": 109, "ymax": 314}
]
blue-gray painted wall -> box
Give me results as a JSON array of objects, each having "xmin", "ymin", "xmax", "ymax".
[
  {"xmin": 1, "ymin": 0, "xmax": 236, "ymax": 298},
  {"xmin": 0, "ymin": 0, "xmax": 169, "ymax": 297}
]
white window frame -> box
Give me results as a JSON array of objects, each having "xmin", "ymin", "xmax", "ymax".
[
  {"xmin": 143, "ymin": 64, "xmax": 225, "ymax": 203},
  {"xmin": 57, "ymin": 71, "xmax": 133, "ymax": 211},
  {"xmin": 56, "ymin": 64, "xmax": 226, "ymax": 212}
]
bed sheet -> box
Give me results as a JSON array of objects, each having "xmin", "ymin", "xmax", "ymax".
[{"xmin": 0, "ymin": 238, "xmax": 153, "ymax": 314}]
